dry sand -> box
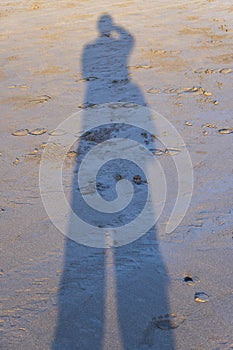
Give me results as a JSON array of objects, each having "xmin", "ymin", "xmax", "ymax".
[{"xmin": 0, "ymin": 1, "xmax": 233, "ymax": 349}]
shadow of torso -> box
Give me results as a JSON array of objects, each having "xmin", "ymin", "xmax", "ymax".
[{"xmin": 82, "ymin": 25, "xmax": 145, "ymax": 106}]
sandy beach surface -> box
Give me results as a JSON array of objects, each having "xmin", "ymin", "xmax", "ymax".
[{"xmin": 0, "ymin": 1, "xmax": 233, "ymax": 349}]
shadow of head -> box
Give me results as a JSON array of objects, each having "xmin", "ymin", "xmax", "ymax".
[{"xmin": 97, "ymin": 14, "xmax": 114, "ymax": 36}]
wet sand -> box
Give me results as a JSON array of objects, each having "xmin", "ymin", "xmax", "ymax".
[{"xmin": 0, "ymin": 1, "xmax": 233, "ymax": 349}]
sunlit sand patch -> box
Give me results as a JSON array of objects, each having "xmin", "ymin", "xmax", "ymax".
[
  {"xmin": 7, "ymin": 55, "xmax": 18, "ymax": 61},
  {"xmin": 62, "ymin": 2, "xmax": 77, "ymax": 8},
  {"xmin": 210, "ymin": 54, "xmax": 233, "ymax": 64},
  {"xmin": 34, "ymin": 66, "xmax": 69, "ymax": 75},
  {"xmin": 0, "ymin": 71, "xmax": 6, "ymax": 80},
  {"xmin": 60, "ymin": 13, "xmax": 93, "ymax": 21},
  {"xmin": 0, "ymin": 96, "xmax": 31, "ymax": 109},
  {"xmin": 40, "ymin": 33, "xmax": 64, "ymax": 41},
  {"xmin": 112, "ymin": 1, "xmax": 135, "ymax": 7},
  {"xmin": 142, "ymin": 49, "xmax": 181, "ymax": 61},
  {"xmin": 179, "ymin": 26, "xmax": 212, "ymax": 35},
  {"xmin": 186, "ymin": 15, "xmax": 199, "ymax": 21},
  {"xmin": 8, "ymin": 85, "xmax": 28, "ymax": 89}
]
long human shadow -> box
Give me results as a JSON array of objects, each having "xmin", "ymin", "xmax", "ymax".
[{"xmin": 53, "ymin": 15, "xmax": 174, "ymax": 350}]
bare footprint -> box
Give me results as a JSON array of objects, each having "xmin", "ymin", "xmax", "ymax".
[{"xmin": 142, "ymin": 313, "xmax": 185, "ymax": 347}]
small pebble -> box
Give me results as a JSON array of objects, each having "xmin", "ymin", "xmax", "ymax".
[
  {"xmin": 13, "ymin": 157, "xmax": 20, "ymax": 165},
  {"xmin": 153, "ymin": 149, "xmax": 164, "ymax": 156},
  {"xmin": 204, "ymin": 68, "xmax": 214, "ymax": 74},
  {"xmin": 165, "ymin": 148, "xmax": 181, "ymax": 156},
  {"xmin": 203, "ymin": 91, "xmax": 212, "ymax": 96},
  {"xmin": 29, "ymin": 128, "xmax": 47, "ymax": 135},
  {"xmin": 86, "ymin": 76, "xmax": 98, "ymax": 81},
  {"xmin": 12, "ymin": 129, "xmax": 29, "ymax": 136},
  {"xmin": 40, "ymin": 142, "xmax": 48, "ymax": 148},
  {"xmin": 135, "ymin": 64, "xmax": 153, "ymax": 69},
  {"xmin": 29, "ymin": 148, "xmax": 39, "ymax": 155},
  {"xmin": 115, "ymin": 174, "xmax": 123, "ymax": 181},
  {"xmin": 133, "ymin": 175, "xmax": 142, "ymax": 184},
  {"xmin": 67, "ymin": 150, "xmax": 77, "ymax": 159},
  {"xmin": 203, "ymin": 123, "xmax": 216, "ymax": 128},
  {"xmin": 219, "ymin": 68, "xmax": 232, "ymax": 74},
  {"xmin": 194, "ymin": 292, "xmax": 209, "ymax": 303},
  {"xmin": 78, "ymin": 103, "xmax": 96, "ymax": 109}
]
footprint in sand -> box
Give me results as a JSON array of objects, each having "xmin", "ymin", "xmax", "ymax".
[
  {"xmin": 183, "ymin": 274, "xmax": 200, "ymax": 286},
  {"xmin": 217, "ymin": 128, "xmax": 233, "ymax": 134},
  {"xmin": 29, "ymin": 128, "xmax": 47, "ymax": 135},
  {"xmin": 142, "ymin": 313, "xmax": 185, "ymax": 347},
  {"xmin": 12, "ymin": 128, "xmax": 29, "ymax": 136},
  {"xmin": 194, "ymin": 292, "xmax": 209, "ymax": 303}
]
